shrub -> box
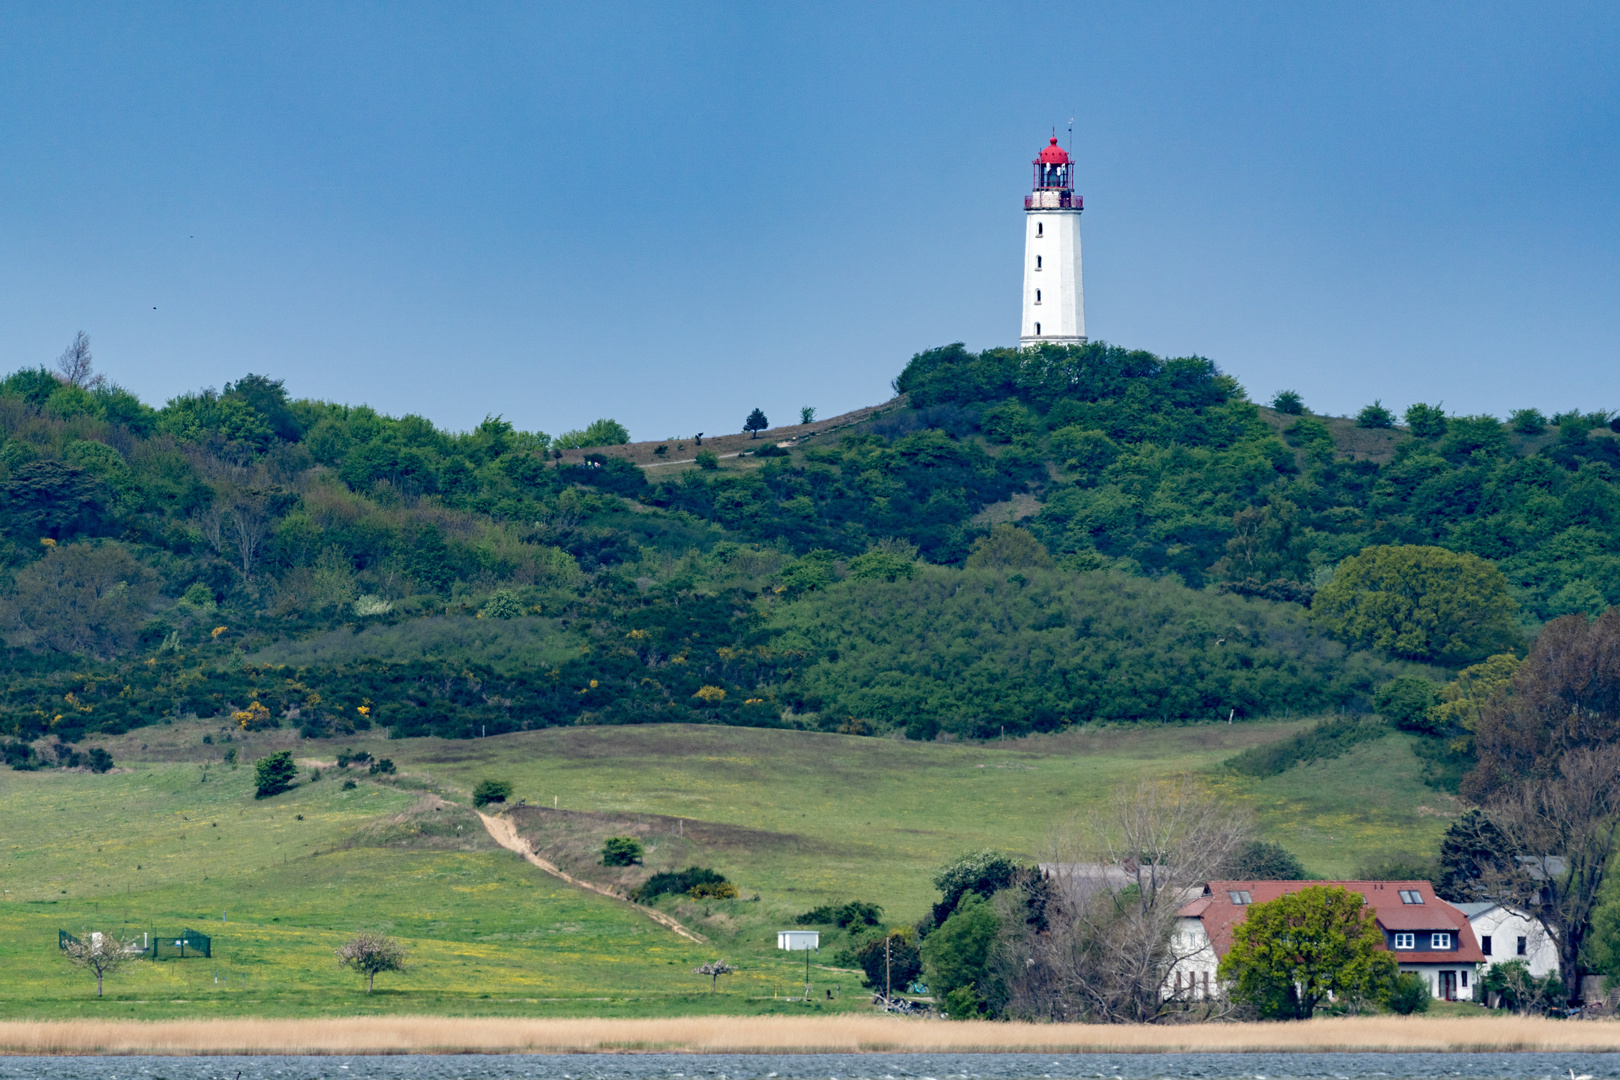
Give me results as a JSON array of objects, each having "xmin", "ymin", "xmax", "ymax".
[
  {"xmin": 1270, "ymin": 390, "xmax": 1305, "ymax": 415},
  {"xmin": 1226, "ymin": 714, "xmax": 1388, "ymax": 777},
  {"xmin": 695, "ymin": 450, "xmax": 719, "ymax": 470},
  {"xmin": 253, "ymin": 751, "xmax": 298, "ymax": 798},
  {"xmin": 1510, "ymin": 408, "xmax": 1546, "ymax": 435},
  {"xmin": 2, "ymin": 740, "xmax": 37, "ymax": 771},
  {"xmin": 1386, "ymin": 972, "xmax": 1431, "ymax": 1014},
  {"xmin": 634, "ymin": 867, "xmax": 726, "ymax": 902},
  {"xmin": 601, "ymin": 836, "xmax": 644, "ymax": 866},
  {"xmin": 1373, "ymin": 676, "xmax": 1444, "ymax": 734},
  {"xmin": 554, "ymin": 418, "xmax": 630, "ymax": 449},
  {"xmin": 688, "ymin": 881, "xmax": 738, "ymax": 900},
  {"xmin": 1404, "ymin": 402, "xmax": 1447, "ymax": 438},
  {"xmin": 1356, "ymin": 400, "xmax": 1396, "ymax": 429},
  {"xmin": 342, "ymin": 778, "xmax": 357, "ymax": 790},
  {"xmin": 473, "ymin": 779, "xmax": 513, "ymax": 807},
  {"xmin": 86, "ymin": 747, "xmax": 114, "ymax": 774},
  {"xmin": 478, "ymin": 590, "xmax": 526, "ymax": 620},
  {"xmin": 796, "ymin": 900, "xmax": 883, "ymax": 928},
  {"xmin": 367, "ymin": 757, "xmax": 396, "ymax": 776},
  {"xmin": 337, "ymin": 749, "xmax": 372, "ymax": 768}
]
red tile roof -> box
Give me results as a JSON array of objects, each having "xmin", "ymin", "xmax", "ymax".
[{"xmin": 1179, "ymin": 880, "xmax": 1485, "ymax": 963}]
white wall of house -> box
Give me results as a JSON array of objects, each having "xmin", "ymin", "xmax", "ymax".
[
  {"xmin": 1465, "ymin": 905, "xmax": 1559, "ymax": 980},
  {"xmin": 1166, "ymin": 916, "xmax": 1219, "ymax": 1000}
]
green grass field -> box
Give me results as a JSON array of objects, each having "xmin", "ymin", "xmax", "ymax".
[{"xmin": 0, "ymin": 718, "xmax": 1453, "ymax": 1017}]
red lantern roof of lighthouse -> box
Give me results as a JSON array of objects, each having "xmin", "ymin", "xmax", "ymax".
[{"xmin": 1036, "ymin": 137, "xmax": 1070, "ymax": 164}]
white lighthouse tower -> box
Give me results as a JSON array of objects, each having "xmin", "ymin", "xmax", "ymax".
[{"xmin": 1020, "ymin": 136, "xmax": 1085, "ymax": 348}]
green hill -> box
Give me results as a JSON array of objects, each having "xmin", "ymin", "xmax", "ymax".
[{"xmin": 0, "ymin": 717, "xmax": 1452, "ymax": 1017}]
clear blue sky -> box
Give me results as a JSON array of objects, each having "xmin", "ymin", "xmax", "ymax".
[{"xmin": 2, "ymin": 2, "xmax": 1616, "ymax": 440}]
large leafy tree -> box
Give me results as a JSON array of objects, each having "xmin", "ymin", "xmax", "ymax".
[
  {"xmin": 1313, "ymin": 544, "xmax": 1520, "ymax": 664},
  {"xmin": 1217, "ymin": 885, "xmax": 1397, "ymax": 1019}
]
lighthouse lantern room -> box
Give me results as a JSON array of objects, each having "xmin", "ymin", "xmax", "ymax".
[{"xmin": 1020, "ymin": 136, "xmax": 1086, "ymax": 348}]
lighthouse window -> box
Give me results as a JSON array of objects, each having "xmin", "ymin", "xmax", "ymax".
[
  {"xmin": 1036, "ymin": 255, "xmax": 1043, "ymax": 270},
  {"xmin": 1035, "ymin": 289, "xmax": 1041, "ymax": 304},
  {"xmin": 1036, "ymin": 222, "xmax": 1043, "ymax": 237},
  {"xmin": 1034, "ymin": 322, "xmax": 1041, "ymax": 335}
]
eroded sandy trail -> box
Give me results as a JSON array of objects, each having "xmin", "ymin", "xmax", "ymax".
[{"xmin": 476, "ymin": 810, "xmax": 707, "ymax": 944}]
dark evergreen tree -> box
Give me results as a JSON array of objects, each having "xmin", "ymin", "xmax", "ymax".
[
  {"xmin": 1227, "ymin": 839, "xmax": 1306, "ymax": 880},
  {"xmin": 744, "ymin": 408, "xmax": 769, "ymax": 438},
  {"xmin": 1437, "ymin": 808, "xmax": 1511, "ymax": 902}
]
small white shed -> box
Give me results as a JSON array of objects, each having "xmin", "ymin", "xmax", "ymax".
[{"xmin": 777, "ymin": 930, "xmax": 819, "ymax": 951}]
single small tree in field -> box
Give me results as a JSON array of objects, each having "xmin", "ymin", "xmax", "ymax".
[
  {"xmin": 799, "ymin": 406, "xmax": 816, "ymax": 424},
  {"xmin": 336, "ymin": 931, "xmax": 408, "ymax": 993},
  {"xmin": 693, "ymin": 959, "xmax": 736, "ymax": 992},
  {"xmin": 1218, "ymin": 885, "xmax": 1396, "ymax": 1018},
  {"xmin": 254, "ymin": 750, "xmax": 298, "ymax": 798},
  {"xmin": 601, "ymin": 836, "xmax": 644, "ymax": 866},
  {"xmin": 1270, "ymin": 390, "xmax": 1305, "ymax": 415},
  {"xmin": 744, "ymin": 408, "xmax": 768, "ymax": 438},
  {"xmin": 1357, "ymin": 400, "xmax": 1395, "ymax": 429},
  {"xmin": 61, "ymin": 929, "xmax": 137, "ymax": 996},
  {"xmin": 473, "ymin": 779, "xmax": 513, "ymax": 807}
]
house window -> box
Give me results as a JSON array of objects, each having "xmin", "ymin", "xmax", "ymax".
[
  {"xmin": 1481, "ymin": 935, "xmax": 1492, "ymax": 955},
  {"xmin": 1517, "ymin": 936, "xmax": 1527, "ymax": 956},
  {"xmin": 1431, "ymin": 933, "xmax": 1452, "ymax": 949},
  {"xmin": 1394, "ymin": 933, "xmax": 1415, "ymax": 949},
  {"xmin": 1398, "ymin": 889, "xmax": 1425, "ymax": 904},
  {"xmin": 1228, "ymin": 890, "xmax": 1253, "ymax": 905},
  {"xmin": 1036, "ymin": 255, "xmax": 1043, "ymax": 269},
  {"xmin": 1461, "ymin": 970, "xmax": 1468, "ymax": 987}
]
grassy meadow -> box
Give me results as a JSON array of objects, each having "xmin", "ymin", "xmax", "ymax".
[{"xmin": 0, "ymin": 718, "xmax": 1455, "ymax": 1017}]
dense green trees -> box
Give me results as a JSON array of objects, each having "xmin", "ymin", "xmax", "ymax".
[{"xmin": 772, "ymin": 568, "xmax": 1415, "ymax": 738}]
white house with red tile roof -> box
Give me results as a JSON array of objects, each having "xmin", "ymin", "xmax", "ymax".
[{"xmin": 1170, "ymin": 880, "xmax": 1486, "ymax": 1002}]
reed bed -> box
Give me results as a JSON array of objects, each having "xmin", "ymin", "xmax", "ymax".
[{"xmin": 3, "ymin": 1014, "xmax": 1620, "ymax": 1056}]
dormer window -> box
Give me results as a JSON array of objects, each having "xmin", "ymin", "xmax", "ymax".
[
  {"xmin": 1431, "ymin": 933, "xmax": 1452, "ymax": 949},
  {"xmin": 1228, "ymin": 890, "xmax": 1253, "ymax": 905},
  {"xmin": 1394, "ymin": 933, "xmax": 1415, "ymax": 949},
  {"xmin": 1398, "ymin": 889, "xmax": 1424, "ymax": 904}
]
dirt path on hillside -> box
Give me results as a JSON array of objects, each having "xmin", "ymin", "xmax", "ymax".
[{"xmin": 476, "ymin": 811, "xmax": 707, "ymax": 944}]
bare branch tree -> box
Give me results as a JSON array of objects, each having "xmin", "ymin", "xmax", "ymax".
[
  {"xmin": 54, "ymin": 331, "xmax": 103, "ymax": 390},
  {"xmin": 194, "ymin": 505, "xmax": 228, "ymax": 561},
  {"xmin": 1483, "ymin": 743, "xmax": 1620, "ymax": 1004},
  {"xmin": 229, "ymin": 498, "xmax": 270, "ymax": 578},
  {"xmin": 1002, "ymin": 777, "xmax": 1249, "ymax": 1022},
  {"xmin": 60, "ymin": 929, "xmax": 139, "ymax": 996}
]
